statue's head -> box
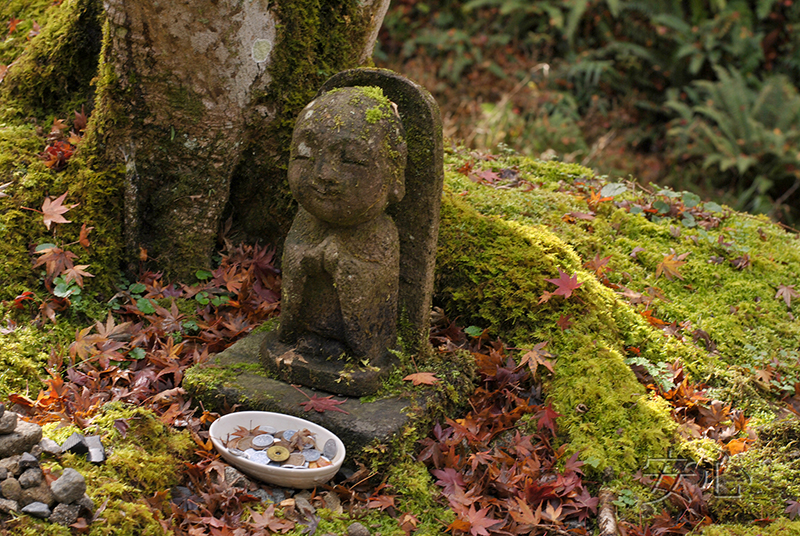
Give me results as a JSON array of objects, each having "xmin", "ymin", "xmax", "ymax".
[{"xmin": 288, "ymin": 86, "xmax": 407, "ymax": 227}]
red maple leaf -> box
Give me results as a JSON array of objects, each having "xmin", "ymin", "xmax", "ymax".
[
  {"xmin": 78, "ymin": 223, "xmax": 94, "ymax": 248},
  {"xmin": 403, "ymin": 372, "xmax": 439, "ymax": 386},
  {"xmin": 431, "ymin": 467, "xmax": 466, "ymax": 496},
  {"xmin": 461, "ymin": 505, "xmax": 502, "ymax": 536},
  {"xmin": 544, "ymin": 269, "xmax": 583, "ymax": 299},
  {"xmin": 556, "ymin": 314, "xmax": 573, "ymax": 331},
  {"xmin": 297, "ymin": 392, "xmax": 349, "ymax": 414},
  {"xmin": 535, "ymin": 403, "xmax": 561, "ymax": 435}
]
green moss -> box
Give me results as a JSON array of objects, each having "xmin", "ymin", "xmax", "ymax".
[
  {"xmin": 1, "ymin": 0, "xmax": 103, "ymax": 121},
  {"xmin": 436, "ymin": 190, "xmax": 678, "ymax": 474},
  {"xmin": 0, "ymin": 0, "xmax": 56, "ymax": 65},
  {"xmin": 701, "ymin": 519, "xmax": 800, "ymax": 536},
  {"xmin": 707, "ymin": 418, "xmax": 800, "ymax": 522},
  {"xmin": 40, "ymin": 402, "xmax": 193, "ymax": 535}
]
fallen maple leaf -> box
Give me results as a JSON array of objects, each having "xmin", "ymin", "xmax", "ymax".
[
  {"xmin": 79, "ymin": 223, "xmax": 94, "ymax": 248},
  {"xmin": 776, "ymin": 284, "xmax": 800, "ymax": 308},
  {"xmin": 544, "ymin": 268, "xmax": 583, "ymax": 299},
  {"xmin": 535, "ymin": 403, "xmax": 561, "ymax": 435},
  {"xmin": 556, "ymin": 314, "xmax": 573, "ymax": 331},
  {"xmin": 248, "ymin": 505, "xmax": 295, "ymax": 533},
  {"xmin": 462, "ymin": 505, "xmax": 502, "ymax": 536},
  {"xmin": 298, "ymin": 392, "xmax": 349, "ymax": 414},
  {"xmin": 367, "ymin": 494, "xmax": 396, "ymax": 511},
  {"xmin": 63, "ymin": 265, "xmax": 94, "ymax": 287},
  {"xmin": 656, "ymin": 251, "xmax": 689, "ymax": 281},
  {"xmin": 517, "ymin": 342, "xmax": 554, "ymax": 378},
  {"xmin": 28, "ymin": 20, "xmax": 39, "ymax": 39},
  {"xmin": 7, "ymin": 17, "xmax": 22, "ymax": 35},
  {"xmin": 41, "ymin": 192, "xmax": 78, "ymax": 229},
  {"xmin": 786, "ymin": 499, "xmax": 800, "ymax": 520},
  {"xmin": 403, "ymin": 372, "xmax": 439, "ymax": 386}
]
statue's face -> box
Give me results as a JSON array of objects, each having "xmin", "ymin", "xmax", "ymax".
[{"xmin": 288, "ymin": 90, "xmax": 405, "ymax": 227}]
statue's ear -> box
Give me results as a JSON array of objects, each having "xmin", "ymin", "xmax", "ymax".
[{"xmin": 389, "ymin": 174, "xmax": 405, "ymax": 204}]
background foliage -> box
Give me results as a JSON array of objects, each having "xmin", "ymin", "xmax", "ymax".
[{"xmin": 377, "ymin": 0, "xmax": 800, "ymax": 223}]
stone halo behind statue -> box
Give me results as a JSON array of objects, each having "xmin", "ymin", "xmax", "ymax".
[{"xmin": 260, "ymin": 69, "xmax": 444, "ymax": 397}]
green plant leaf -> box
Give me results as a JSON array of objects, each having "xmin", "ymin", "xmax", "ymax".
[
  {"xmin": 465, "ymin": 325, "xmax": 484, "ymax": 338},
  {"xmin": 129, "ymin": 283, "xmax": 146, "ymax": 294},
  {"xmin": 136, "ymin": 298, "xmax": 156, "ymax": 314}
]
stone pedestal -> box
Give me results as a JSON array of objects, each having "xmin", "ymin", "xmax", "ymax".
[
  {"xmin": 185, "ymin": 329, "xmax": 425, "ymax": 456},
  {"xmin": 260, "ymin": 330, "xmax": 395, "ymax": 397}
]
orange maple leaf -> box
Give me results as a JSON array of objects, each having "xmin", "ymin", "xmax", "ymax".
[
  {"xmin": 403, "ymin": 372, "xmax": 439, "ymax": 386},
  {"xmin": 656, "ymin": 251, "xmax": 689, "ymax": 281},
  {"xmin": 7, "ymin": 17, "xmax": 22, "ymax": 35}
]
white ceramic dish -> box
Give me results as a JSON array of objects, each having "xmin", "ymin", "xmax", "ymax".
[{"xmin": 209, "ymin": 411, "xmax": 345, "ymax": 489}]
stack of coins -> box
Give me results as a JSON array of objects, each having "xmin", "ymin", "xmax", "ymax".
[{"xmin": 223, "ymin": 425, "xmax": 336, "ymax": 469}]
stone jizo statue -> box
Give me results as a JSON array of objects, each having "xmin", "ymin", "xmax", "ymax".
[
  {"xmin": 261, "ymin": 69, "xmax": 443, "ymax": 397},
  {"xmin": 279, "ymin": 86, "xmax": 406, "ymax": 366}
]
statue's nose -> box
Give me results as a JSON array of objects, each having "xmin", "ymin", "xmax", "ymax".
[{"xmin": 315, "ymin": 160, "xmax": 338, "ymax": 185}]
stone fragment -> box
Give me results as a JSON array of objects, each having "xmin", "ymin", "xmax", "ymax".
[
  {"xmin": 39, "ymin": 437, "xmax": 64, "ymax": 456},
  {"xmin": 224, "ymin": 466, "xmax": 249, "ymax": 488},
  {"xmin": 0, "ymin": 420, "xmax": 43, "ymax": 458},
  {"xmin": 322, "ymin": 490, "xmax": 342, "ymax": 513},
  {"xmin": 18, "ymin": 468, "xmax": 43, "ymax": 489},
  {"xmin": 294, "ymin": 495, "xmax": 315, "ymax": 516},
  {"xmin": 50, "ymin": 502, "xmax": 81, "ymax": 525},
  {"xmin": 76, "ymin": 494, "xmax": 95, "ymax": 517},
  {"xmin": 85, "ymin": 435, "xmax": 106, "ymax": 464},
  {"xmin": 18, "ymin": 452, "xmax": 38, "ymax": 471},
  {"xmin": 29, "ymin": 444, "xmax": 42, "ymax": 459},
  {"xmin": 0, "ymin": 411, "xmax": 17, "ymax": 434},
  {"xmin": 250, "ymin": 488, "xmax": 272, "ymax": 503},
  {"xmin": 0, "ymin": 455, "xmax": 20, "ymax": 476},
  {"xmin": 0, "ymin": 467, "xmax": 7, "ymax": 480},
  {"xmin": 40, "ymin": 437, "xmax": 63, "ymax": 456},
  {"xmin": 21, "ymin": 501, "xmax": 51, "ymax": 519},
  {"xmin": 0, "ymin": 498, "xmax": 17, "ymax": 513},
  {"xmin": 0, "ymin": 402, "xmax": 5, "ymax": 418},
  {"xmin": 61, "ymin": 433, "xmax": 88, "ymax": 455},
  {"xmin": 347, "ymin": 522, "xmax": 370, "ymax": 536},
  {"xmin": 51, "ymin": 468, "xmax": 86, "ymax": 504},
  {"xmin": 20, "ymin": 480, "xmax": 54, "ymax": 507},
  {"xmin": 0, "ymin": 478, "xmax": 22, "ymax": 502}
]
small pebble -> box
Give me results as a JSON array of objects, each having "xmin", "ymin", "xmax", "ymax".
[
  {"xmin": 39, "ymin": 438, "xmax": 63, "ymax": 456},
  {"xmin": 0, "ymin": 498, "xmax": 17, "ymax": 513},
  {"xmin": 50, "ymin": 503, "xmax": 80, "ymax": 526},
  {"xmin": 61, "ymin": 433, "xmax": 88, "ymax": 455},
  {"xmin": 18, "ymin": 468, "xmax": 43, "ymax": 489},
  {"xmin": 347, "ymin": 522, "xmax": 370, "ymax": 536},
  {"xmin": 21, "ymin": 501, "xmax": 51, "ymax": 519},
  {"xmin": 17, "ymin": 452, "xmax": 38, "ymax": 471}
]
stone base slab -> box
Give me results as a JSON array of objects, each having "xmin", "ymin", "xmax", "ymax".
[{"xmin": 185, "ymin": 330, "xmax": 426, "ymax": 456}]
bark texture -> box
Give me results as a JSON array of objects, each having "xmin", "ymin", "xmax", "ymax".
[{"xmin": 94, "ymin": 0, "xmax": 390, "ymax": 277}]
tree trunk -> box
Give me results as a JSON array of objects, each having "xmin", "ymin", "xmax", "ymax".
[{"xmin": 93, "ymin": 0, "xmax": 390, "ymax": 278}]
